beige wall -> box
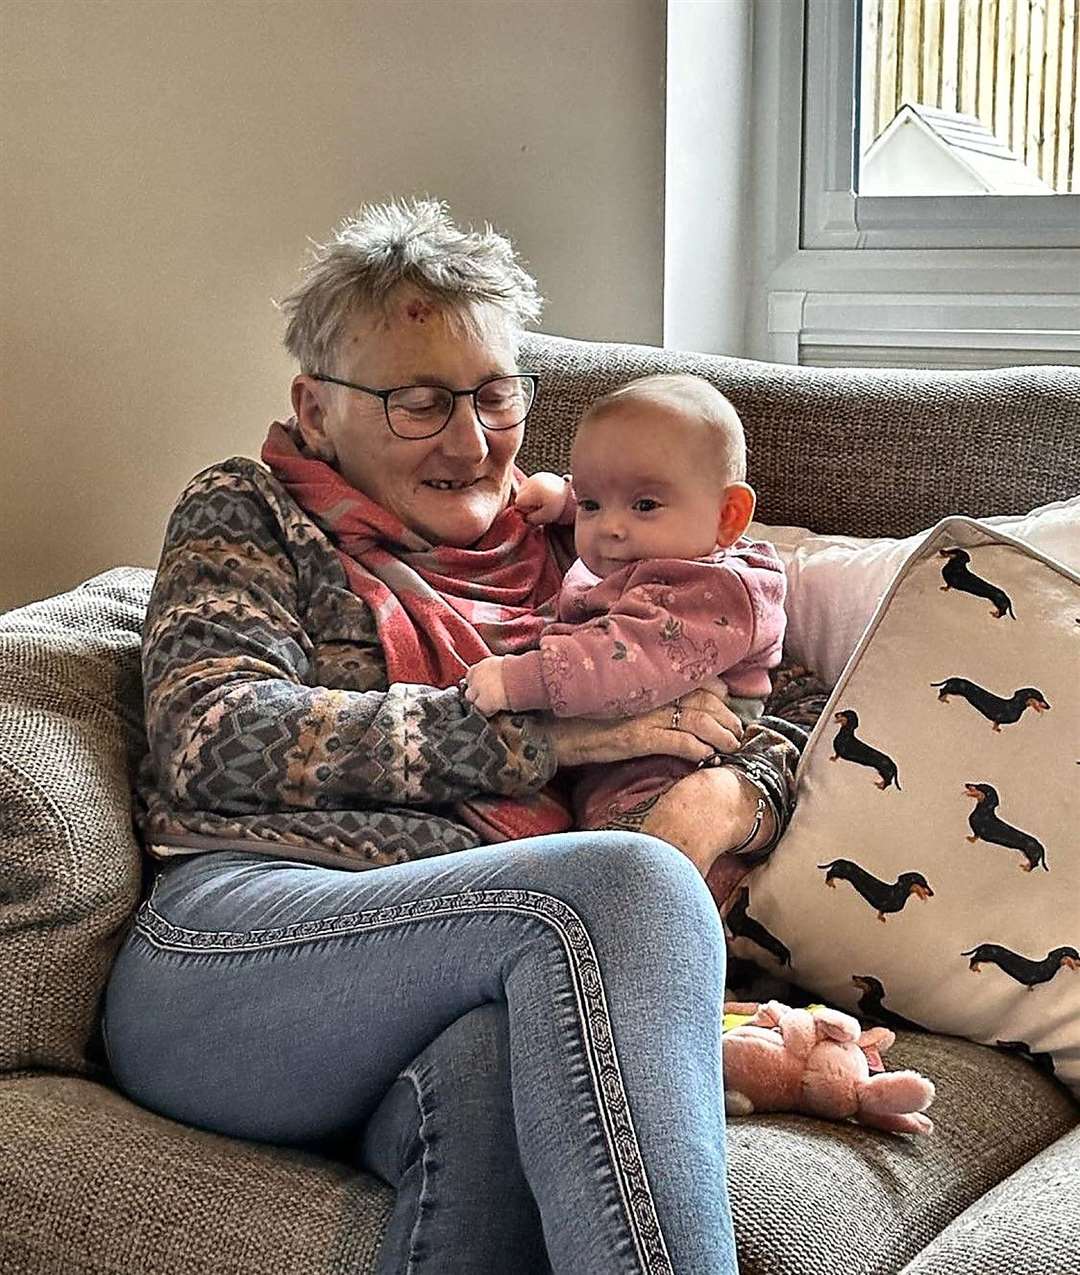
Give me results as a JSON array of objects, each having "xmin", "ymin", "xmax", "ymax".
[{"xmin": 0, "ymin": 0, "xmax": 666, "ymax": 611}]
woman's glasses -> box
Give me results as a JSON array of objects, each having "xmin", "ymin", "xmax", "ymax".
[{"xmin": 309, "ymin": 372, "xmax": 539, "ymax": 440}]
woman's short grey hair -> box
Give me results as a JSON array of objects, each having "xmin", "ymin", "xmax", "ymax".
[{"xmin": 278, "ymin": 198, "xmax": 544, "ymax": 373}]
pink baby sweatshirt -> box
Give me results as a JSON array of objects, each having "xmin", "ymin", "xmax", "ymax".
[{"xmin": 499, "ymin": 540, "xmax": 787, "ymax": 717}]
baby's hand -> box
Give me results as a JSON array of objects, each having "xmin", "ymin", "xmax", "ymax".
[
  {"xmin": 515, "ymin": 472, "xmax": 570, "ymax": 525},
  {"xmin": 697, "ymin": 674, "xmax": 731, "ymax": 703},
  {"xmin": 463, "ymin": 656, "xmax": 511, "ymax": 715}
]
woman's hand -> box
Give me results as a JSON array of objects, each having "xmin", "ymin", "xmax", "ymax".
[{"xmin": 539, "ymin": 685, "xmax": 743, "ymax": 768}]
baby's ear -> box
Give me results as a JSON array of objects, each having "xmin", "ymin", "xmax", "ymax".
[{"xmin": 716, "ymin": 483, "xmax": 756, "ymax": 547}]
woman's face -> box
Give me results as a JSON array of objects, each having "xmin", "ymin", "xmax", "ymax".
[{"xmin": 294, "ymin": 296, "xmax": 523, "ymax": 547}]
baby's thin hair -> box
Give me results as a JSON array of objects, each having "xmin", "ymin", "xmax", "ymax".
[
  {"xmin": 582, "ymin": 374, "xmax": 747, "ymax": 483},
  {"xmin": 276, "ymin": 197, "xmax": 544, "ymax": 374}
]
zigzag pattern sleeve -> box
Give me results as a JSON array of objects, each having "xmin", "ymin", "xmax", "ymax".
[{"xmin": 141, "ymin": 462, "xmax": 557, "ymax": 815}]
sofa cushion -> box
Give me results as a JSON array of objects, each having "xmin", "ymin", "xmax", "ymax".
[
  {"xmin": 0, "ymin": 1073, "xmax": 392, "ymax": 1275},
  {"xmin": 750, "ymin": 493, "xmax": 1080, "ymax": 684},
  {"xmin": 727, "ymin": 518, "xmax": 1080, "ymax": 1095},
  {"xmin": 0, "ymin": 568, "xmax": 154, "ymax": 1075},
  {"xmin": 727, "ymin": 1029, "xmax": 1078, "ymax": 1275},
  {"xmin": 898, "ymin": 1123, "xmax": 1080, "ymax": 1275},
  {"xmin": 2, "ymin": 1035, "xmax": 1074, "ymax": 1275}
]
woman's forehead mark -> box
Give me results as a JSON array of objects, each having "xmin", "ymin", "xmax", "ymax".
[{"xmin": 405, "ymin": 297, "xmax": 433, "ymax": 323}]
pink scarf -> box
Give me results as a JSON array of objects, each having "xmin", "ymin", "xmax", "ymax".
[{"xmin": 262, "ymin": 419, "xmax": 572, "ymax": 842}]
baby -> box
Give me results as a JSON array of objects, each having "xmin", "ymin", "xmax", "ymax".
[{"xmin": 464, "ymin": 373, "xmax": 787, "ymax": 862}]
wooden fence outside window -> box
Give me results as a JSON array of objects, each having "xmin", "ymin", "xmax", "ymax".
[{"xmin": 860, "ymin": 0, "xmax": 1079, "ymax": 191}]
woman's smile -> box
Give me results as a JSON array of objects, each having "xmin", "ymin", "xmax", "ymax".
[{"xmin": 421, "ymin": 477, "xmax": 482, "ymax": 491}]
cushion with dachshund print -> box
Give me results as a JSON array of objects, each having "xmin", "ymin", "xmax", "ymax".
[
  {"xmin": 750, "ymin": 493, "xmax": 1080, "ymax": 686},
  {"xmin": 725, "ymin": 516, "xmax": 1080, "ymax": 1098}
]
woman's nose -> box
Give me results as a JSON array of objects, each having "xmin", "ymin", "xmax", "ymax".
[{"xmin": 440, "ymin": 395, "xmax": 488, "ymax": 462}]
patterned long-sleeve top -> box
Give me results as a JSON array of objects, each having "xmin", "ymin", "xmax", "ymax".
[
  {"xmin": 136, "ymin": 459, "xmax": 559, "ymax": 871},
  {"xmin": 498, "ymin": 544, "xmax": 787, "ymax": 718}
]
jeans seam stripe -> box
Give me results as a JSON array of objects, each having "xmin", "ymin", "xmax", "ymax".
[
  {"xmin": 135, "ymin": 891, "xmax": 673, "ymax": 1275},
  {"xmin": 400, "ymin": 1067, "xmax": 430, "ymax": 1275}
]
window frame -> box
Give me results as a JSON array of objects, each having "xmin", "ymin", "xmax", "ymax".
[{"xmin": 802, "ymin": 0, "xmax": 1080, "ymax": 251}]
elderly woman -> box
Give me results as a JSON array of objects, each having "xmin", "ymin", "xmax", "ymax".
[{"xmin": 103, "ymin": 200, "xmax": 805, "ymax": 1275}]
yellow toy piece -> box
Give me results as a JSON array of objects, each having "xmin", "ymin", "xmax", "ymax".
[{"xmin": 723, "ymin": 1004, "xmax": 825, "ymax": 1033}]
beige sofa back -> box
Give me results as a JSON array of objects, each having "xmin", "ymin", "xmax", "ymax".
[{"xmin": 518, "ymin": 334, "xmax": 1080, "ymax": 537}]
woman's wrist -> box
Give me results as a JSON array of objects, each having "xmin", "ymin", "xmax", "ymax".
[
  {"xmin": 720, "ymin": 767, "xmax": 778, "ymax": 859},
  {"xmin": 542, "ymin": 716, "xmax": 637, "ymax": 769},
  {"xmin": 538, "ymin": 716, "xmax": 593, "ymax": 769}
]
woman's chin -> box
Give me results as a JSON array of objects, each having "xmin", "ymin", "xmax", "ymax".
[{"xmin": 414, "ymin": 486, "xmax": 506, "ymax": 547}]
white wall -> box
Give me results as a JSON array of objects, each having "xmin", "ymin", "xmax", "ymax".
[
  {"xmin": 664, "ymin": 0, "xmax": 753, "ymax": 355},
  {"xmin": 0, "ymin": 0, "xmax": 667, "ymax": 611}
]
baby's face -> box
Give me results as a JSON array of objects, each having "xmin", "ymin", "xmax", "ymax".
[{"xmin": 571, "ymin": 400, "xmax": 728, "ymax": 579}]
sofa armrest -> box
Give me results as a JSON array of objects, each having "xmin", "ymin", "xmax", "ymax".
[
  {"xmin": 517, "ymin": 332, "xmax": 1080, "ymax": 539},
  {"xmin": 0, "ymin": 567, "xmax": 155, "ymax": 1075},
  {"xmin": 899, "ymin": 1120, "xmax": 1080, "ymax": 1275}
]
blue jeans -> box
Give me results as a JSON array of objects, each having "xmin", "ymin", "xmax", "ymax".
[{"xmin": 103, "ymin": 831, "xmax": 736, "ymax": 1274}]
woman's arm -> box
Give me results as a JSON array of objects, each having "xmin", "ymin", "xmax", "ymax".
[
  {"xmin": 143, "ymin": 462, "xmax": 556, "ymax": 816},
  {"xmin": 538, "ymin": 685, "xmax": 743, "ymax": 768},
  {"xmin": 539, "ymin": 693, "xmax": 799, "ymax": 879}
]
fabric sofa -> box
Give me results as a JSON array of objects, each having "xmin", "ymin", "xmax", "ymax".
[{"xmin": 2, "ymin": 331, "xmax": 1078, "ymax": 1275}]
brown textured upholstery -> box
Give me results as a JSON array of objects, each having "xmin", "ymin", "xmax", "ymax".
[
  {"xmin": 2, "ymin": 333, "xmax": 1077, "ymax": 1274},
  {"xmin": 899, "ymin": 1124, "xmax": 1080, "ymax": 1275},
  {"xmin": 0, "ymin": 1073, "xmax": 393, "ymax": 1275},
  {"xmin": 0, "ymin": 568, "xmax": 151, "ymax": 1078},
  {"xmin": 518, "ymin": 333, "xmax": 1080, "ymax": 538}
]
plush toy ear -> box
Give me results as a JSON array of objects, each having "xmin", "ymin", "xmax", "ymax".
[
  {"xmin": 860, "ymin": 1026, "xmax": 896, "ymax": 1053},
  {"xmin": 858, "ymin": 1026, "xmax": 894, "ymax": 1073},
  {"xmin": 776, "ymin": 1007, "xmax": 819, "ymax": 1058},
  {"xmin": 747, "ymin": 1000, "xmax": 790, "ymax": 1030}
]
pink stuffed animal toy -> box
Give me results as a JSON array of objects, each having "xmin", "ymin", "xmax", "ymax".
[{"xmin": 722, "ymin": 1000, "xmax": 936, "ymax": 1135}]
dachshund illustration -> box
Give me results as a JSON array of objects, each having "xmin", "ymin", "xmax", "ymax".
[
  {"xmin": 851, "ymin": 975, "xmax": 927, "ymax": 1033},
  {"xmin": 964, "ymin": 784, "xmax": 1048, "ymax": 872},
  {"xmin": 938, "ymin": 547, "xmax": 1015, "ymax": 618},
  {"xmin": 961, "ymin": 944, "xmax": 1080, "ymax": 988},
  {"xmin": 818, "ymin": 860, "xmax": 933, "ymax": 922},
  {"xmin": 995, "ymin": 1040, "xmax": 1057, "ymax": 1079},
  {"xmin": 831, "ymin": 710, "xmax": 900, "ymax": 790},
  {"xmin": 724, "ymin": 886, "xmax": 791, "ymax": 967},
  {"xmin": 931, "ymin": 678, "xmax": 1050, "ymax": 731}
]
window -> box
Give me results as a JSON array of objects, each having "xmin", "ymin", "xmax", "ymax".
[
  {"xmin": 663, "ymin": 0, "xmax": 1080, "ymax": 362},
  {"xmin": 802, "ymin": 0, "xmax": 1080, "ymax": 248},
  {"xmin": 744, "ymin": 0, "xmax": 1080, "ymax": 367},
  {"xmin": 859, "ymin": 0, "xmax": 1079, "ymax": 198}
]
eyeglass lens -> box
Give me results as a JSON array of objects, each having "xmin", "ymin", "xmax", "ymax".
[{"xmin": 387, "ymin": 376, "xmax": 535, "ymax": 438}]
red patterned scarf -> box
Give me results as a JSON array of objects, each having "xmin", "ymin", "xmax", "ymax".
[{"xmin": 262, "ymin": 418, "xmax": 572, "ymax": 842}]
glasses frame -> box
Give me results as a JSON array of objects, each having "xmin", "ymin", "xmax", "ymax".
[{"xmin": 308, "ymin": 371, "xmax": 540, "ymax": 440}]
